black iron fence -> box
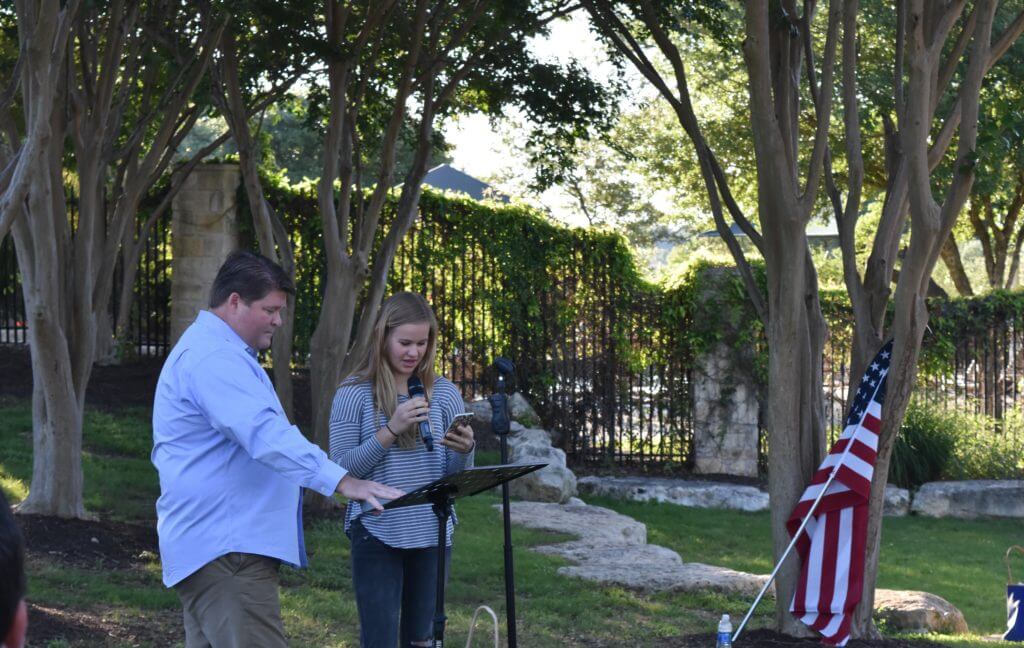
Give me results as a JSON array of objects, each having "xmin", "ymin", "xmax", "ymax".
[
  {"xmin": 2, "ymin": 181, "xmax": 1024, "ymax": 472},
  {"xmin": 0, "ymin": 191, "xmax": 172, "ymax": 357},
  {"xmin": 265, "ymin": 185, "xmax": 696, "ymax": 470}
]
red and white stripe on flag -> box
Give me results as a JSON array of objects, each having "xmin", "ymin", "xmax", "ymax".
[{"xmin": 787, "ymin": 340, "xmax": 892, "ymax": 646}]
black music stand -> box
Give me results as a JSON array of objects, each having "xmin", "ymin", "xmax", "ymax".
[{"xmin": 382, "ymin": 463, "xmax": 546, "ymax": 648}]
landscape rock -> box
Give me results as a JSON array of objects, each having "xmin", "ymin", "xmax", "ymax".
[
  {"xmin": 507, "ymin": 392, "xmax": 541, "ymax": 427},
  {"xmin": 500, "ymin": 500, "xmax": 771, "ymax": 597},
  {"xmin": 507, "ymin": 427, "xmax": 577, "ymax": 503},
  {"xmin": 573, "ymin": 477, "xmax": 914, "ymax": 518},
  {"xmin": 508, "ymin": 427, "xmax": 558, "ymax": 454},
  {"xmin": 874, "ymin": 589, "xmax": 968, "ymax": 634},
  {"xmin": 577, "ymin": 475, "xmax": 768, "ymax": 512},
  {"xmin": 503, "ymin": 500, "xmax": 645, "ymax": 545},
  {"xmin": 464, "ymin": 398, "xmax": 492, "ymax": 428},
  {"xmin": 509, "ymin": 463, "xmax": 577, "ymax": 503},
  {"xmin": 535, "ymin": 540, "xmax": 682, "ymax": 566},
  {"xmin": 558, "ymin": 561, "xmax": 770, "ymax": 597},
  {"xmin": 911, "ymin": 480, "xmax": 1024, "ymax": 519},
  {"xmin": 884, "ymin": 485, "xmax": 911, "ymax": 517}
]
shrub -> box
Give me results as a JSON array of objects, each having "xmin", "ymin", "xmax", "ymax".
[
  {"xmin": 888, "ymin": 403, "xmax": 958, "ymax": 489},
  {"xmin": 944, "ymin": 409, "xmax": 1024, "ymax": 481},
  {"xmin": 889, "ymin": 402, "xmax": 1024, "ymax": 487}
]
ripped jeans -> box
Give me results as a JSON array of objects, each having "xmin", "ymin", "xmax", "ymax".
[{"xmin": 349, "ymin": 518, "xmax": 451, "ymax": 648}]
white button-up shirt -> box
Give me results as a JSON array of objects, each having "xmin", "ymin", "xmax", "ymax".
[{"xmin": 152, "ymin": 310, "xmax": 346, "ymax": 587}]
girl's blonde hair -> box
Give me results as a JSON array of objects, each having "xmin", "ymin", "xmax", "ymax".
[{"xmin": 347, "ymin": 292, "xmax": 438, "ymax": 449}]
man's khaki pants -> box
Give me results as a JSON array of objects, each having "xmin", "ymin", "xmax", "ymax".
[{"xmin": 175, "ymin": 552, "xmax": 288, "ymax": 648}]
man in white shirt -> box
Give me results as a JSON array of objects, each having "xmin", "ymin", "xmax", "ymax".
[{"xmin": 153, "ymin": 251, "xmax": 401, "ymax": 647}]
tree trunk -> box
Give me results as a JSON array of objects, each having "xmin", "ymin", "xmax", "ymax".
[
  {"xmin": 18, "ymin": 312, "xmax": 86, "ymax": 517},
  {"xmin": 762, "ymin": 219, "xmax": 829, "ymax": 635},
  {"xmin": 270, "ymin": 299, "xmax": 296, "ymax": 419},
  {"xmin": 217, "ymin": 27, "xmax": 297, "ymax": 418},
  {"xmin": 12, "ymin": 132, "xmax": 92, "ymax": 518},
  {"xmin": 310, "ymin": 266, "xmax": 361, "ymax": 450},
  {"xmin": 939, "ymin": 235, "xmax": 974, "ymax": 296},
  {"xmin": 94, "ymin": 309, "xmax": 117, "ymax": 365}
]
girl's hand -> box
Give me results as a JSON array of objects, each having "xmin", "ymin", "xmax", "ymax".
[
  {"xmin": 389, "ymin": 397, "xmax": 429, "ymax": 434},
  {"xmin": 440, "ymin": 422, "xmax": 475, "ymax": 453}
]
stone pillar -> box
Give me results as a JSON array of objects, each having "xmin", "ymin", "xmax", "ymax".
[
  {"xmin": 170, "ymin": 164, "xmax": 241, "ymax": 345},
  {"xmin": 692, "ymin": 342, "xmax": 761, "ymax": 478}
]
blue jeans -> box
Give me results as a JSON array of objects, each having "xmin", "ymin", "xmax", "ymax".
[{"xmin": 349, "ymin": 518, "xmax": 451, "ymax": 648}]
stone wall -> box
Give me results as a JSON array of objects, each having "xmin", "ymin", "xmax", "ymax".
[
  {"xmin": 169, "ymin": 164, "xmax": 241, "ymax": 344},
  {"xmin": 692, "ymin": 346, "xmax": 760, "ymax": 478}
]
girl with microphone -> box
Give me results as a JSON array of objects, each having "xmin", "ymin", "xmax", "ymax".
[{"xmin": 328, "ymin": 291, "xmax": 475, "ymax": 647}]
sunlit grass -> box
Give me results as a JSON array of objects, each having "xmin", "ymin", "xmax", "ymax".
[
  {"xmin": 587, "ymin": 495, "xmax": 1024, "ymax": 636},
  {"xmin": 1, "ymin": 397, "xmax": 1015, "ymax": 645}
]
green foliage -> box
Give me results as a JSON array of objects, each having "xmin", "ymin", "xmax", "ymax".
[
  {"xmin": 255, "ymin": 177, "xmax": 1024, "ymax": 476},
  {"xmin": 944, "ymin": 409, "xmax": 1024, "ymax": 481},
  {"xmin": 258, "ymin": 176, "xmax": 684, "ymax": 376},
  {"xmin": 671, "ymin": 259, "xmax": 768, "ymax": 383},
  {"xmin": 919, "ymin": 289, "xmax": 1024, "ymax": 375},
  {"xmin": 889, "ymin": 403, "xmax": 959, "ymax": 489},
  {"xmin": 889, "ymin": 400, "xmax": 1024, "ymax": 487}
]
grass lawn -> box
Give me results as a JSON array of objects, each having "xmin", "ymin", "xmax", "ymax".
[
  {"xmin": 0, "ymin": 397, "xmax": 1018, "ymax": 647},
  {"xmin": 584, "ymin": 495, "xmax": 1023, "ymax": 638}
]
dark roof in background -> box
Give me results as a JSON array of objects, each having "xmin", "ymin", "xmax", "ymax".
[{"xmin": 419, "ymin": 164, "xmax": 510, "ymax": 203}]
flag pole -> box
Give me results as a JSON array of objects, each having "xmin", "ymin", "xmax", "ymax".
[
  {"xmin": 734, "ymin": 343, "xmax": 891, "ymax": 644},
  {"xmin": 731, "ymin": 457, "xmax": 848, "ymax": 642}
]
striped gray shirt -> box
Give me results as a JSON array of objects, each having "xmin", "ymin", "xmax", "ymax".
[{"xmin": 328, "ymin": 377, "xmax": 473, "ymax": 548}]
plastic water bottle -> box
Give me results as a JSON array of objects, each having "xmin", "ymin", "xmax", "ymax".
[{"xmin": 716, "ymin": 614, "xmax": 733, "ymax": 648}]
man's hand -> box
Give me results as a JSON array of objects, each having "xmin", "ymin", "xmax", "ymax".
[{"xmin": 336, "ymin": 475, "xmax": 404, "ymax": 512}]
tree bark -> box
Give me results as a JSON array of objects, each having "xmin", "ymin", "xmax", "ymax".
[
  {"xmin": 13, "ymin": 84, "xmax": 89, "ymax": 517},
  {"xmin": 939, "ymin": 234, "xmax": 974, "ymax": 296},
  {"xmin": 216, "ymin": 27, "xmax": 298, "ymax": 418},
  {"xmin": 7, "ymin": 0, "xmax": 84, "ymax": 517},
  {"xmin": 11, "ymin": 0, "xmax": 221, "ymax": 517},
  {"xmin": 850, "ymin": 0, "xmax": 997, "ymax": 636},
  {"xmin": 742, "ymin": 1, "xmax": 838, "ymax": 632}
]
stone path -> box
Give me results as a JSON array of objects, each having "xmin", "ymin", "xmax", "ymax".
[
  {"xmin": 499, "ymin": 498, "xmax": 771, "ymax": 597},
  {"xmin": 498, "ymin": 497, "xmax": 970, "ymax": 635}
]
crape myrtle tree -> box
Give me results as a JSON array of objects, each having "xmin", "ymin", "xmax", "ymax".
[
  {"xmin": 0, "ymin": 2, "xmax": 77, "ymax": 233},
  {"xmin": 582, "ymin": 0, "xmax": 1024, "ymax": 638},
  {"xmin": 1, "ymin": 0, "xmax": 231, "ymax": 517},
  {"xmin": 110, "ymin": 1, "xmax": 302, "ymax": 366},
  {"xmin": 211, "ymin": 2, "xmax": 322, "ymax": 420},
  {"xmin": 304, "ymin": 0, "xmax": 615, "ymax": 468},
  {"xmin": 212, "ymin": 2, "xmax": 453, "ymax": 418},
  {"xmin": 938, "ymin": 28, "xmax": 1024, "ymax": 294}
]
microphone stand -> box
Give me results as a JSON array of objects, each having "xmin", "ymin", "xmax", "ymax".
[{"xmin": 489, "ymin": 371, "xmax": 517, "ymax": 648}]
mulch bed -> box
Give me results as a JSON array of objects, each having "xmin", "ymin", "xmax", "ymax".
[
  {"xmin": 0, "ymin": 344, "xmax": 164, "ymax": 412},
  {"xmin": 26, "ymin": 603, "xmax": 182, "ymax": 648},
  {"xmin": 19, "ymin": 514, "xmax": 158, "ymax": 570},
  {"xmin": 18, "ymin": 514, "xmax": 181, "ymax": 647}
]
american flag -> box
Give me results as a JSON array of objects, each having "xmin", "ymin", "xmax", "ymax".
[{"xmin": 787, "ymin": 339, "xmax": 892, "ymax": 646}]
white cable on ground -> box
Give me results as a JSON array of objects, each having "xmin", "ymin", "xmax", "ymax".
[{"xmin": 465, "ymin": 605, "xmax": 499, "ymax": 648}]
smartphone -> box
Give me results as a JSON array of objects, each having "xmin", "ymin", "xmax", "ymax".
[{"xmin": 444, "ymin": 412, "xmax": 475, "ymax": 437}]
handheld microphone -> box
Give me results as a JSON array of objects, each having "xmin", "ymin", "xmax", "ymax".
[{"xmin": 407, "ymin": 375, "xmax": 433, "ymax": 451}]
